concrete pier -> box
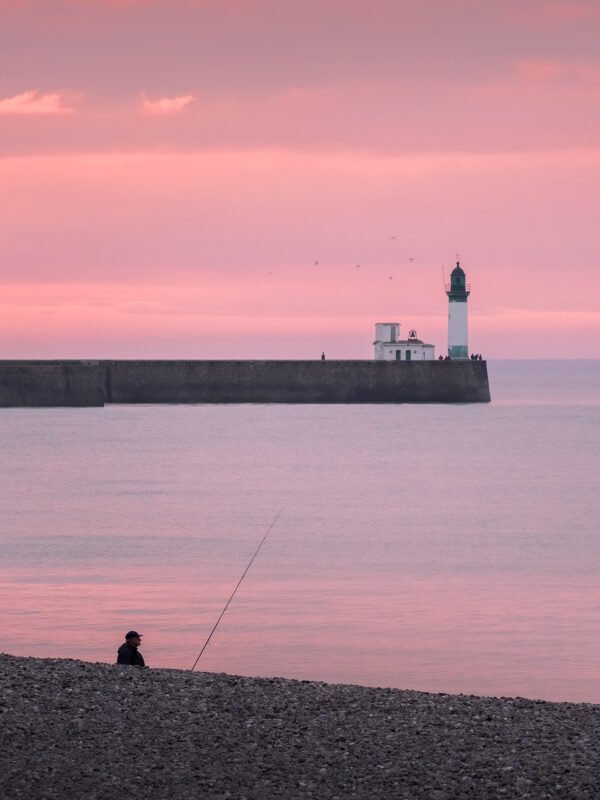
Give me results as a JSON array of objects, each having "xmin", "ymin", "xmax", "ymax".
[
  {"xmin": 0, "ymin": 362, "xmax": 105, "ymax": 407},
  {"xmin": 0, "ymin": 359, "xmax": 491, "ymax": 407}
]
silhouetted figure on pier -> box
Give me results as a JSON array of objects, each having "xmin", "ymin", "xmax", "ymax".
[{"xmin": 321, "ymin": 352, "xmax": 326, "ymax": 361}]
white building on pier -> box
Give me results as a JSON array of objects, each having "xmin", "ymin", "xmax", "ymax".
[{"xmin": 373, "ymin": 323, "xmax": 435, "ymax": 361}]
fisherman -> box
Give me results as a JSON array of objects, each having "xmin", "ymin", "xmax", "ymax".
[{"xmin": 116, "ymin": 631, "xmax": 146, "ymax": 667}]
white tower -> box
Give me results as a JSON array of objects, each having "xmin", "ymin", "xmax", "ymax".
[{"xmin": 446, "ymin": 261, "xmax": 470, "ymax": 359}]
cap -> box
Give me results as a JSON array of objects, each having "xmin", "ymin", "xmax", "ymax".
[{"xmin": 125, "ymin": 631, "xmax": 143, "ymax": 639}]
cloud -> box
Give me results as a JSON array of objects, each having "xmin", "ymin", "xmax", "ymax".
[
  {"xmin": 141, "ymin": 93, "xmax": 194, "ymax": 114},
  {"xmin": 514, "ymin": 59, "xmax": 600, "ymax": 85},
  {"xmin": 514, "ymin": 60, "xmax": 562, "ymax": 82},
  {"xmin": 511, "ymin": 1, "xmax": 600, "ymax": 24},
  {"xmin": 0, "ymin": 89, "xmax": 75, "ymax": 115}
]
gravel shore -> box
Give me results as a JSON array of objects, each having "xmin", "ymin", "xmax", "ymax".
[{"xmin": 1, "ymin": 653, "xmax": 599, "ymax": 799}]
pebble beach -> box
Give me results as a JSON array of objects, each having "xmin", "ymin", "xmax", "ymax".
[{"xmin": 1, "ymin": 653, "xmax": 599, "ymax": 799}]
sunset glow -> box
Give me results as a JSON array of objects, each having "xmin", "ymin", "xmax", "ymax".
[{"xmin": 1, "ymin": 1, "xmax": 599, "ymax": 358}]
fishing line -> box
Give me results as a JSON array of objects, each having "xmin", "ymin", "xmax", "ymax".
[{"xmin": 190, "ymin": 507, "xmax": 284, "ymax": 672}]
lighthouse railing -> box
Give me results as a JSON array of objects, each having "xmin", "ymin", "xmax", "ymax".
[{"xmin": 444, "ymin": 282, "xmax": 471, "ymax": 292}]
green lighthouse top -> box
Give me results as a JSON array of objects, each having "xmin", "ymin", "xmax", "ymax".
[{"xmin": 446, "ymin": 261, "xmax": 470, "ymax": 301}]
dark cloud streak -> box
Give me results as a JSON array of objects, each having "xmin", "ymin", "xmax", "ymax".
[{"xmin": 2, "ymin": 0, "xmax": 599, "ymax": 99}]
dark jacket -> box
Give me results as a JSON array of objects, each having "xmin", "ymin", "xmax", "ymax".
[{"xmin": 117, "ymin": 642, "xmax": 146, "ymax": 667}]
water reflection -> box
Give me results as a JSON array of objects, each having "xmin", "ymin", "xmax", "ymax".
[{"xmin": 1, "ymin": 363, "xmax": 599, "ymax": 703}]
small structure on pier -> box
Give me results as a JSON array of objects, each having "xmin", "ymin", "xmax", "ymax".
[{"xmin": 373, "ymin": 324, "xmax": 435, "ymax": 361}]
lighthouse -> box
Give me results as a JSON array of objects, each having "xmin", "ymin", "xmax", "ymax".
[{"xmin": 446, "ymin": 261, "xmax": 470, "ymax": 359}]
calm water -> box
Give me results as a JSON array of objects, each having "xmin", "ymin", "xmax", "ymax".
[{"xmin": 1, "ymin": 360, "xmax": 599, "ymax": 702}]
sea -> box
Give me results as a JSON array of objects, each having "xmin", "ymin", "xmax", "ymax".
[{"xmin": 1, "ymin": 360, "xmax": 599, "ymax": 703}]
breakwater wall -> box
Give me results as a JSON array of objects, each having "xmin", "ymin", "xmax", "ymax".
[
  {"xmin": 0, "ymin": 362, "xmax": 105, "ymax": 407},
  {"xmin": 0, "ymin": 359, "xmax": 491, "ymax": 406}
]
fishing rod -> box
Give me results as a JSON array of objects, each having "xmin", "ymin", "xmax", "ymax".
[{"xmin": 190, "ymin": 507, "xmax": 284, "ymax": 672}]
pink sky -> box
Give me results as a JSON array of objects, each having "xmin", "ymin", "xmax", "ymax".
[{"xmin": 1, "ymin": 0, "xmax": 599, "ymax": 358}]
